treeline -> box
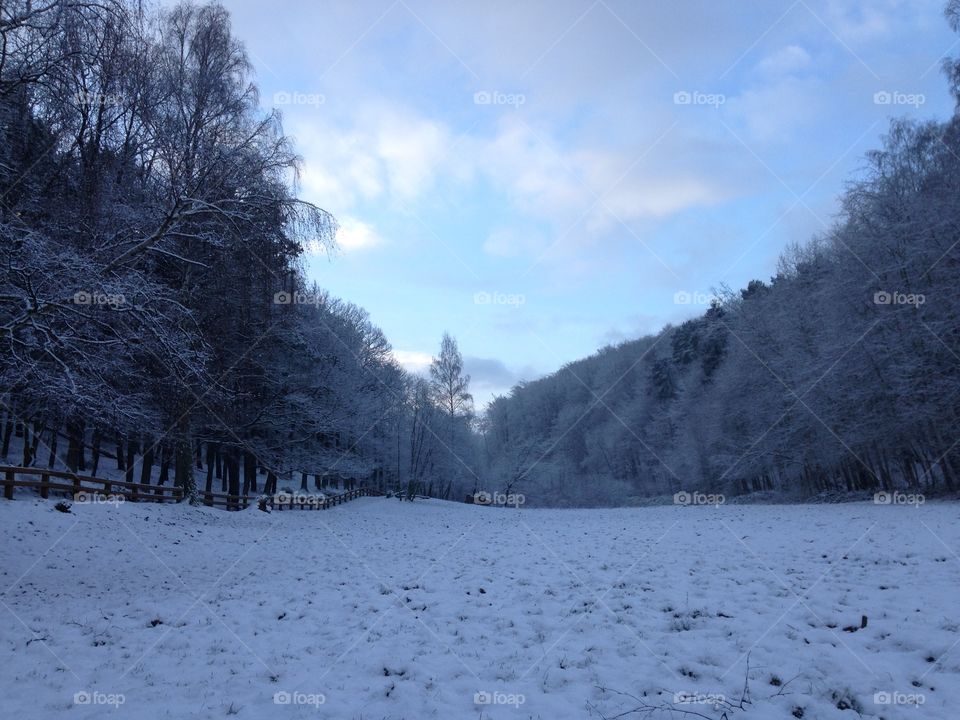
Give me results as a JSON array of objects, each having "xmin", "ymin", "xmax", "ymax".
[
  {"xmin": 481, "ymin": 6, "xmax": 960, "ymax": 506},
  {"xmin": 0, "ymin": 1, "xmax": 477, "ymax": 500}
]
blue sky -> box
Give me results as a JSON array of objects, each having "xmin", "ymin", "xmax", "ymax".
[{"xmin": 220, "ymin": 0, "xmax": 958, "ymax": 406}]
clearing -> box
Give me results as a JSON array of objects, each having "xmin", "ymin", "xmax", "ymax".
[{"xmin": 1, "ymin": 497, "xmax": 957, "ymax": 719}]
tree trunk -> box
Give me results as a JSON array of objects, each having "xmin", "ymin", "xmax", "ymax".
[
  {"xmin": 30, "ymin": 421, "xmax": 42, "ymax": 465},
  {"xmin": 174, "ymin": 429, "xmax": 193, "ymax": 500},
  {"xmin": 243, "ymin": 451, "xmax": 257, "ymax": 494},
  {"xmin": 47, "ymin": 425, "xmax": 59, "ymax": 469},
  {"xmin": 204, "ymin": 443, "xmax": 216, "ymax": 499},
  {"xmin": 90, "ymin": 430, "xmax": 101, "ymax": 476},
  {"xmin": 116, "ymin": 435, "xmax": 126, "ymax": 471},
  {"xmin": 159, "ymin": 444, "xmax": 170, "ymax": 485},
  {"xmin": 227, "ymin": 451, "xmax": 240, "ymax": 509},
  {"xmin": 125, "ymin": 437, "xmax": 137, "ymax": 484},
  {"xmin": 66, "ymin": 421, "xmax": 83, "ymax": 472},
  {"xmin": 220, "ymin": 450, "xmax": 228, "ymax": 492},
  {"xmin": 1, "ymin": 415, "xmax": 13, "ymax": 458},
  {"xmin": 140, "ymin": 441, "xmax": 154, "ymax": 486},
  {"xmin": 76, "ymin": 421, "xmax": 86, "ymax": 471},
  {"xmin": 21, "ymin": 422, "xmax": 33, "ymax": 466}
]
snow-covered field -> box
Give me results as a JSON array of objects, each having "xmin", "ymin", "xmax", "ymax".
[{"xmin": 1, "ymin": 496, "xmax": 957, "ymax": 719}]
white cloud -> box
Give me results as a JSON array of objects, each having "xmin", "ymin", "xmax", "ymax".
[
  {"xmin": 293, "ymin": 107, "xmax": 736, "ymax": 264},
  {"xmin": 295, "ymin": 128, "xmax": 382, "ymax": 211},
  {"xmin": 288, "ymin": 106, "xmax": 454, "ymax": 212},
  {"xmin": 592, "ymin": 171, "xmax": 730, "ymax": 224},
  {"xmin": 756, "ymin": 45, "xmax": 812, "ymax": 77},
  {"xmin": 392, "ymin": 349, "xmax": 433, "ymax": 375},
  {"xmin": 335, "ymin": 216, "xmax": 383, "ymax": 252},
  {"xmin": 375, "ymin": 114, "xmax": 450, "ymax": 202},
  {"xmin": 470, "ymin": 117, "xmax": 736, "ymax": 241},
  {"xmin": 725, "ymin": 76, "xmax": 825, "ymax": 143}
]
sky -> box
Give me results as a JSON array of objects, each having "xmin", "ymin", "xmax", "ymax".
[{"xmin": 219, "ymin": 0, "xmax": 958, "ymax": 407}]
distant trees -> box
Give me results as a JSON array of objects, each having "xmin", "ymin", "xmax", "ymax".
[
  {"xmin": 428, "ymin": 332, "xmax": 474, "ymax": 496},
  {"xmin": 405, "ymin": 376, "xmax": 439, "ymax": 498},
  {"xmin": 430, "ymin": 333, "xmax": 473, "ymax": 420},
  {"xmin": 389, "ymin": 333, "xmax": 479, "ymax": 501},
  {"xmin": 482, "ymin": 4, "xmax": 960, "ymax": 506}
]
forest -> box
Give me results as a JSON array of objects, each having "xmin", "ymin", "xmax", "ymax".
[
  {"xmin": 481, "ymin": 109, "xmax": 960, "ymax": 505},
  {"xmin": 0, "ymin": 0, "xmax": 476, "ymax": 503}
]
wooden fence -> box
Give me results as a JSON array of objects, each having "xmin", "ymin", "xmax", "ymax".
[
  {"xmin": 1, "ymin": 465, "xmax": 182, "ymax": 502},
  {"xmin": 202, "ymin": 486, "xmax": 381, "ymax": 510},
  {"xmin": 0, "ymin": 466, "xmax": 381, "ymax": 511}
]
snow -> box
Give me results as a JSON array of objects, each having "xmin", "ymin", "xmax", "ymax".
[{"xmin": 1, "ymin": 497, "xmax": 958, "ymax": 719}]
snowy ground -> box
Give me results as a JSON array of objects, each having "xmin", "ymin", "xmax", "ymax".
[{"xmin": 1, "ymin": 496, "xmax": 957, "ymax": 719}]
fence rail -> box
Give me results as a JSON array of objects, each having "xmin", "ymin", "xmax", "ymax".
[
  {"xmin": 1, "ymin": 465, "xmax": 182, "ymax": 502},
  {"xmin": 0, "ymin": 466, "xmax": 382, "ymax": 511},
  {"xmin": 202, "ymin": 486, "xmax": 382, "ymax": 510}
]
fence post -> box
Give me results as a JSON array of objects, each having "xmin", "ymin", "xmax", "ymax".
[
  {"xmin": 4, "ymin": 468, "xmax": 13, "ymax": 499},
  {"xmin": 40, "ymin": 472, "xmax": 49, "ymax": 499}
]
